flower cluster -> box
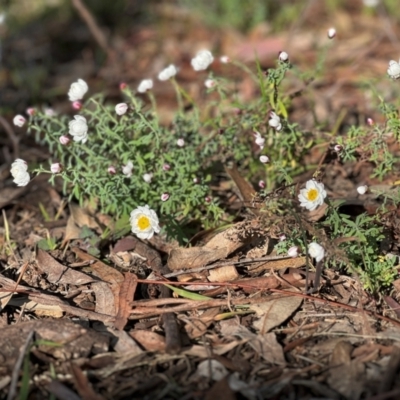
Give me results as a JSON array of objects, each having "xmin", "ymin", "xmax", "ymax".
[{"xmin": 268, "ymin": 112, "xmax": 282, "ymax": 131}]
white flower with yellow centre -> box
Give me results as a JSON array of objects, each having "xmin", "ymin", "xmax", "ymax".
[
  {"xmin": 130, "ymin": 205, "xmax": 160, "ymax": 240},
  {"xmin": 298, "ymin": 179, "xmax": 327, "ymax": 211}
]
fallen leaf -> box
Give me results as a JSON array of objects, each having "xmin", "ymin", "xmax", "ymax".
[
  {"xmin": 251, "ymin": 296, "xmax": 303, "ymax": 333},
  {"xmin": 114, "ymin": 273, "xmax": 138, "ymax": 330},
  {"xmin": 129, "ymin": 330, "xmax": 166, "ymax": 352},
  {"xmin": 36, "ymin": 249, "xmax": 95, "ymax": 285}
]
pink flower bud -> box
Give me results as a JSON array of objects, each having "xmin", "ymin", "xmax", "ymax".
[
  {"xmin": 59, "ymin": 135, "xmax": 71, "ymax": 145},
  {"xmin": 279, "ymin": 234, "xmax": 286, "ymax": 241},
  {"xmin": 161, "ymin": 192, "xmax": 170, "ymax": 201},
  {"xmin": 44, "ymin": 108, "xmax": 56, "ymax": 117},
  {"xmin": 162, "ymin": 163, "xmax": 171, "ymax": 171},
  {"xmin": 258, "ymin": 180, "xmax": 266, "ymax": 189},
  {"xmin": 334, "ymin": 144, "xmax": 343, "ymax": 152},
  {"xmin": 259, "ymin": 155, "xmax": 270, "ymax": 164},
  {"xmin": 13, "ymin": 115, "xmax": 26, "ymax": 127},
  {"xmin": 72, "ymin": 101, "xmax": 82, "ymax": 110},
  {"xmin": 119, "ymin": 82, "xmax": 127, "ymax": 90},
  {"xmin": 50, "ymin": 163, "xmax": 62, "ymax": 174},
  {"xmin": 327, "ymin": 27, "xmax": 336, "ymax": 39},
  {"xmin": 177, "ymin": 138, "xmax": 185, "ymax": 147},
  {"xmin": 108, "ymin": 166, "xmax": 116, "ymax": 174},
  {"xmin": 205, "ymin": 196, "xmax": 212, "ymax": 203},
  {"xmin": 278, "ymin": 51, "xmax": 289, "ymax": 62},
  {"xmin": 288, "ymin": 246, "xmax": 299, "ymax": 258},
  {"xmin": 367, "ymin": 118, "xmax": 374, "ymax": 126},
  {"xmin": 26, "ymin": 107, "xmax": 36, "ymax": 116}
]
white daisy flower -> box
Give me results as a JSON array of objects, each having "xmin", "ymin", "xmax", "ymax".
[
  {"xmin": 137, "ymin": 79, "xmax": 153, "ymax": 93},
  {"xmin": 308, "ymin": 242, "xmax": 325, "ymax": 262},
  {"xmin": 10, "ymin": 159, "xmax": 30, "ymax": 186},
  {"xmin": 68, "ymin": 79, "xmax": 88, "ymax": 102},
  {"xmin": 191, "ymin": 50, "xmax": 214, "ymax": 71},
  {"xmin": 388, "ymin": 59, "xmax": 400, "ymax": 79},
  {"xmin": 130, "ymin": 205, "xmax": 160, "ymax": 240},
  {"xmin": 298, "ymin": 180, "xmax": 327, "ymax": 211},
  {"xmin": 158, "ymin": 64, "xmax": 177, "ymax": 81},
  {"xmin": 68, "ymin": 115, "xmax": 88, "ymax": 143}
]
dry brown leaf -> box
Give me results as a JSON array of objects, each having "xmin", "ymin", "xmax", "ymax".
[
  {"xmin": 8, "ymin": 297, "xmax": 64, "ymax": 318},
  {"xmin": 92, "ymin": 282, "xmax": 116, "ymax": 316},
  {"xmin": 114, "ymin": 273, "xmax": 138, "ymax": 330},
  {"xmin": 184, "ymin": 307, "xmax": 220, "ymax": 339},
  {"xmin": 129, "ymin": 330, "xmax": 166, "ymax": 352},
  {"xmin": 228, "ymin": 324, "xmax": 285, "ymax": 365},
  {"xmin": 327, "ymin": 341, "xmax": 365, "ymax": 400},
  {"xmin": 61, "ymin": 215, "xmax": 81, "ymax": 247},
  {"xmin": 69, "ymin": 203, "xmax": 101, "ymax": 231},
  {"xmin": 72, "ymin": 248, "xmax": 124, "ymax": 319},
  {"xmin": 208, "ymin": 265, "xmax": 239, "ymax": 282},
  {"xmin": 251, "ymin": 296, "xmax": 303, "ymax": 333},
  {"xmin": 168, "ymin": 221, "xmax": 262, "ymax": 271},
  {"xmin": 36, "ymin": 249, "xmax": 95, "ymax": 285},
  {"xmin": 248, "ymin": 256, "xmax": 306, "ymax": 274}
]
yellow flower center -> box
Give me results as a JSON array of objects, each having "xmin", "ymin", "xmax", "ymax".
[
  {"xmin": 306, "ymin": 188, "xmax": 318, "ymax": 201},
  {"xmin": 137, "ymin": 215, "xmax": 151, "ymax": 231}
]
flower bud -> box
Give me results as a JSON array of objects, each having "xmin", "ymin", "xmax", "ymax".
[
  {"xmin": 333, "ymin": 144, "xmax": 343, "ymax": 152},
  {"xmin": 288, "ymin": 246, "xmax": 299, "ymax": 258},
  {"xmin": 357, "ymin": 185, "xmax": 368, "ymax": 195},
  {"xmin": 162, "ymin": 163, "xmax": 171, "ymax": 171},
  {"xmin": 279, "ymin": 234, "xmax": 286, "ymax": 241},
  {"xmin": 220, "ymin": 55, "xmax": 230, "ymax": 64},
  {"xmin": 137, "ymin": 79, "xmax": 153, "ymax": 93},
  {"xmin": 108, "ymin": 166, "xmax": 116, "ymax": 174},
  {"xmin": 205, "ymin": 79, "xmax": 216, "ymax": 88},
  {"xmin": 26, "ymin": 107, "xmax": 36, "ymax": 116},
  {"xmin": 59, "ymin": 135, "xmax": 71, "ymax": 145},
  {"xmin": 259, "ymin": 155, "xmax": 270, "ymax": 164},
  {"xmin": 193, "ymin": 177, "xmax": 199, "ymax": 184},
  {"xmin": 177, "ymin": 138, "xmax": 185, "ymax": 147},
  {"xmin": 143, "ymin": 173, "xmax": 153, "ymax": 183},
  {"xmin": 205, "ymin": 196, "xmax": 212, "ymax": 203},
  {"xmin": 119, "ymin": 82, "xmax": 127, "ymax": 90},
  {"xmin": 44, "ymin": 108, "xmax": 56, "ymax": 117},
  {"xmin": 258, "ymin": 180, "xmax": 266, "ymax": 189},
  {"xmin": 50, "ymin": 163, "xmax": 62, "ymax": 174},
  {"xmin": 13, "ymin": 115, "xmax": 26, "ymax": 127},
  {"xmin": 327, "ymin": 27, "xmax": 336, "ymax": 39},
  {"xmin": 367, "ymin": 117, "xmax": 374, "ymax": 126},
  {"xmin": 161, "ymin": 192, "xmax": 170, "ymax": 201},
  {"xmin": 72, "ymin": 101, "xmax": 82, "ymax": 110},
  {"xmin": 115, "ymin": 103, "xmax": 128, "ymax": 116},
  {"xmin": 278, "ymin": 51, "xmax": 289, "ymax": 62},
  {"xmin": 308, "ymin": 242, "xmax": 325, "ymax": 262}
]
